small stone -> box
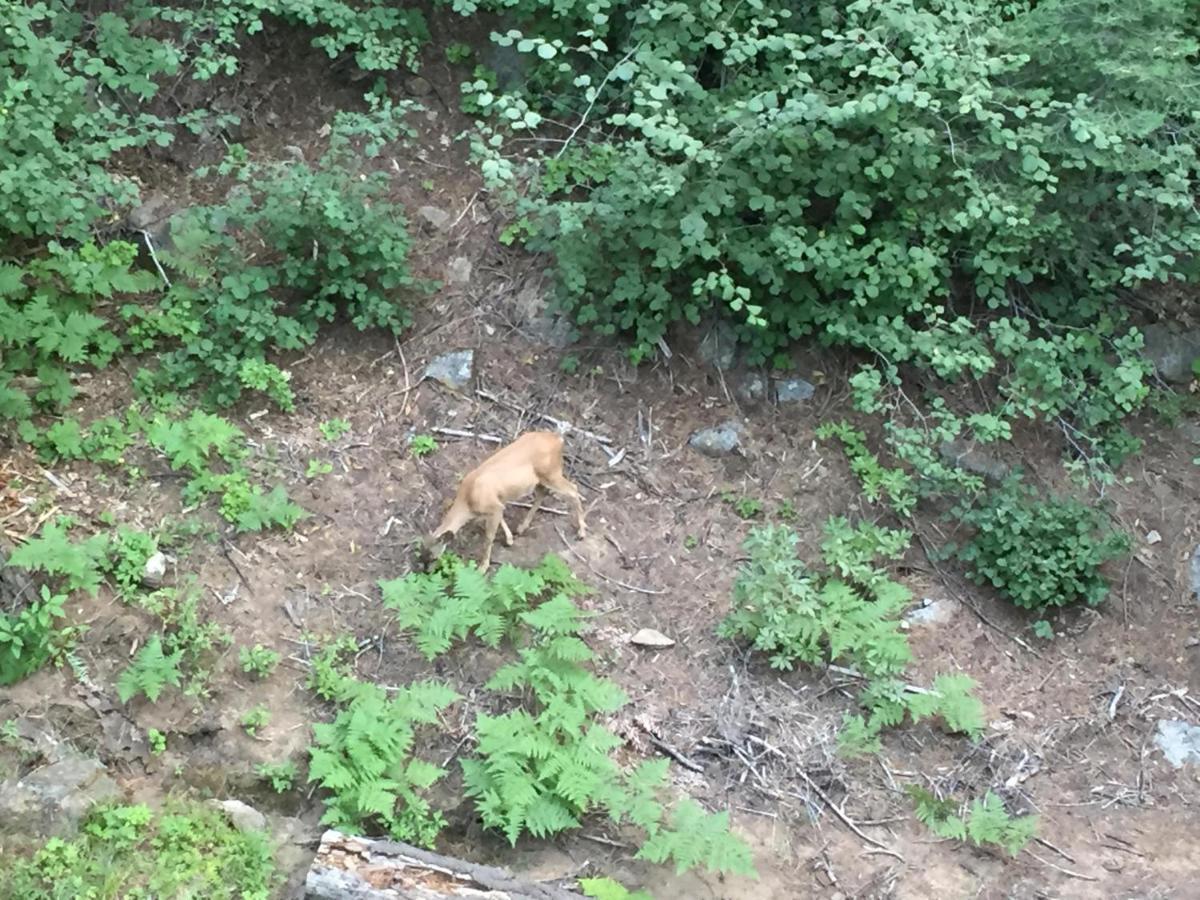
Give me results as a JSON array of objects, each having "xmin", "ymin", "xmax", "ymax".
[
  {"xmin": 445, "ymin": 256, "xmax": 472, "ymax": 285},
  {"xmin": 417, "ymin": 205, "xmax": 450, "ymax": 231},
  {"xmin": 1139, "ymin": 324, "xmax": 1200, "ymax": 384},
  {"xmin": 939, "ymin": 439, "xmax": 1010, "ymax": 483},
  {"xmin": 1177, "ymin": 422, "xmax": 1200, "ymax": 445},
  {"xmin": 1145, "ymin": 530, "xmax": 1162, "ymax": 545},
  {"xmin": 423, "ymin": 350, "xmax": 474, "ymax": 390},
  {"xmin": 282, "ymin": 145, "xmax": 304, "ymax": 161},
  {"xmin": 404, "ymin": 76, "xmax": 433, "ymax": 97},
  {"xmin": 697, "ymin": 322, "xmax": 737, "ymax": 370},
  {"xmin": 141, "ymin": 551, "xmax": 167, "ymax": 589},
  {"xmin": 688, "ymin": 421, "xmax": 743, "ymax": 457},
  {"xmin": 1154, "ymin": 719, "xmax": 1200, "ymax": 768},
  {"xmin": 1184, "ymin": 637, "xmax": 1199, "ymax": 648},
  {"xmin": 990, "ymin": 719, "xmax": 1015, "ymax": 733},
  {"xmin": 774, "ymin": 377, "xmax": 816, "ymax": 404},
  {"xmin": 630, "ymin": 628, "xmax": 675, "ymax": 648},
  {"xmin": 905, "ymin": 598, "xmax": 958, "ymax": 626},
  {"xmin": 211, "ymin": 798, "xmax": 267, "ymax": 833},
  {"xmin": 736, "ymin": 373, "xmax": 767, "ymax": 403}
]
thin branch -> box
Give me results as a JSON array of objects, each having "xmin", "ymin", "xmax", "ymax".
[{"xmin": 555, "ymin": 44, "xmax": 641, "ymax": 160}]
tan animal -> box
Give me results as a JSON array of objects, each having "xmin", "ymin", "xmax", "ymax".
[{"xmin": 428, "ymin": 431, "xmax": 587, "ymax": 570}]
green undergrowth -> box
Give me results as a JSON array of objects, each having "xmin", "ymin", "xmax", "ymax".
[
  {"xmin": 720, "ymin": 521, "xmax": 985, "ymax": 756},
  {"xmin": 300, "ymin": 555, "xmax": 756, "ymax": 879},
  {"xmin": 0, "ymin": 801, "xmax": 276, "ymax": 900}
]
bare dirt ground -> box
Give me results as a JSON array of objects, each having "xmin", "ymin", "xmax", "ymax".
[{"xmin": 3, "ymin": 18, "xmax": 1200, "ymax": 899}]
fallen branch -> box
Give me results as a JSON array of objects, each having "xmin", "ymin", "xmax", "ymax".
[
  {"xmin": 554, "ymin": 526, "xmax": 664, "ymax": 595},
  {"xmin": 305, "ymin": 830, "xmax": 587, "ymax": 900}
]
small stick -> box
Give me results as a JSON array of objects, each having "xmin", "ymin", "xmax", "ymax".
[
  {"xmin": 1024, "ymin": 849, "xmax": 1098, "ymax": 881},
  {"xmin": 450, "ymin": 191, "xmax": 479, "ymax": 229},
  {"xmin": 636, "ymin": 721, "xmax": 706, "ymax": 773},
  {"xmin": 221, "ymin": 540, "xmax": 252, "ymax": 592},
  {"xmin": 431, "ymin": 427, "xmax": 503, "ymax": 444},
  {"xmin": 1035, "ymin": 836, "xmax": 1078, "ymax": 864},
  {"xmin": 1107, "ymin": 683, "xmax": 1125, "ymax": 720},
  {"xmin": 795, "ymin": 772, "xmax": 904, "ymax": 858},
  {"xmin": 139, "ymin": 229, "xmax": 172, "ymax": 288}
]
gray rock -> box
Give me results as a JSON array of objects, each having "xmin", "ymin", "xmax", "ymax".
[
  {"xmin": 1155, "ymin": 719, "xmax": 1200, "ymax": 768},
  {"xmin": 939, "ymin": 439, "xmax": 1010, "ymax": 483},
  {"xmin": 424, "ymin": 350, "xmax": 474, "ymax": 390},
  {"xmin": 1140, "ymin": 324, "xmax": 1200, "ymax": 384},
  {"xmin": 1191, "ymin": 544, "xmax": 1200, "ymax": 603},
  {"xmin": 282, "ymin": 145, "xmax": 304, "ymax": 162},
  {"xmin": 736, "ymin": 373, "xmax": 767, "ymax": 403},
  {"xmin": 0, "ymin": 754, "xmax": 120, "ymax": 838},
  {"xmin": 904, "ymin": 598, "xmax": 958, "ymax": 626},
  {"xmin": 127, "ymin": 191, "xmax": 179, "ymax": 252},
  {"xmin": 1178, "ymin": 422, "xmax": 1200, "ymax": 445},
  {"xmin": 211, "ymin": 798, "xmax": 268, "ymax": 833},
  {"xmin": 774, "ymin": 377, "xmax": 815, "ymax": 404},
  {"xmin": 445, "ymin": 256, "xmax": 472, "ymax": 286},
  {"xmin": 141, "ymin": 551, "xmax": 167, "ymax": 589},
  {"xmin": 698, "ymin": 322, "xmax": 737, "ymax": 370},
  {"xmin": 404, "ymin": 76, "xmax": 433, "ymax": 97},
  {"xmin": 417, "ymin": 205, "xmax": 450, "ymax": 231},
  {"xmin": 688, "ymin": 421, "xmax": 743, "ymax": 457}
]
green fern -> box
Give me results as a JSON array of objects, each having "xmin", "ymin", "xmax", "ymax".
[
  {"xmin": 308, "ymin": 678, "xmax": 458, "ymax": 847},
  {"xmin": 0, "ymin": 585, "xmax": 68, "ymax": 686},
  {"xmin": 7, "ymin": 520, "xmax": 109, "ymax": 594},
  {"xmin": 907, "ymin": 786, "xmax": 1037, "ymax": 856},
  {"xmin": 636, "ymin": 798, "xmax": 758, "ymax": 878},
  {"xmin": 116, "ymin": 635, "xmax": 183, "ymax": 703}
]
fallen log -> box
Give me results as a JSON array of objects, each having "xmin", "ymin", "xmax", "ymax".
[{"xmin": 304, "ymin": 829, "xmax": 587, "ymax": 900}]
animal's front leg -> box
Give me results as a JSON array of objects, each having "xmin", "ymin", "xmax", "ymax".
[{"xmin": 479, "ymin": 509, "xmax": 503, "ymax": 571}]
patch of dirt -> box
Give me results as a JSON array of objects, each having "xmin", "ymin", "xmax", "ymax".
[{"xmin": 4, "ymin": 18, "xmax": 1200, "ymax": 900}]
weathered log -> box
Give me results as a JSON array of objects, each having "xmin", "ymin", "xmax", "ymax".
[{"xmin": 304, "ymin": 830, "xmax": 587, "ymax": 900}]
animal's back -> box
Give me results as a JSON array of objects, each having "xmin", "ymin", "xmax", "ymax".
[{"xmin": 477, "ymin": 431, "xmax": 563, "ymax": 475}]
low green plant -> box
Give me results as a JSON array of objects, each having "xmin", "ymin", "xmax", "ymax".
[
  {"xmin": 445, "ymin": 41, "xmax": 473, "ymax": 64},
  {"xmin": 305, "ymin": 458, "xmax": 333, "ymax": 478},
  {"xmin": 774, "ymin": 500, "xmax": 797, "ymax": 521},
  {"xmin": 319, "ymin": 418, "xmax": 351, "ymax": 441},
  {"xmin": 721, "ymin": 522, "xmax": 983, "ymax": 755},
  {"xmin": 135, "ymin": 583, "xmax": 230, "ymax": 698},
  {"xmin": 105, "ymin": 527, "xmax": 158, "ymax": 595},
  {"xmin": 0, "ymin": 801, "xmax": 276, "ymax": 899},
  {"xmin": 241, "ymin": 705, "xmax": 270, "ymax": 737},
  {"xmin": 559, "ymin": 354, "xmax": 580, "ymax": 374},
  {"xmin": 954, "ymin": 479, "xmax": 1130, "ymax": 611},
  {"xmin": 722, "ymin": 494, "xmax": 761, "ymax": 520},
  {"xmin": 908, "ymin": 786, "xmax": 1038, "ymax": 857},
  {"xmin": 682, "ymin": 534, "xmax": 699, "ymax": 550},
  {"xmin": 1032, "ymin": 620, "xmax": 1055, "ymax": 641},
  {"xmin": 256, "ymin": 760, "xmax": 299, "ymax": 793},
  {"xmin": 6, "ymin": 520, "xmax": 109, "ymax": 595},
  {"xmin": 239, "ymin": 644, "xmax": 281, "ymax": 679},
  {"xmin": 409, "ymin": 434, "xmax": 437, "ymax": 458},
  {"xmin": 0, "ymin": 586, "xmax": 68, "ymax": 686},
  {"xmin": 147, "ymin": 728, "xmax": 166, "ymax": 755},
  {"xmin": 818, "ymin": 422, "xmax": 917, "ymax": 516},
  {"xmin": 116, "ymin": 635, "xmax": 183, "ymax": 703}
]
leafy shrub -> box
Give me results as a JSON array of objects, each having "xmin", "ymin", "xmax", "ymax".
[
  {"xmin": 106, "ymin": 527, "xmax": 158, "ymax": 595},
  {"xmin": 472, "ymin": 1, "xmax": 1200, "ymax": 368},
  {"xmin": 256, "ymin": 760, "xmax": 299, "ymax": 793},
  {"xmin": 955, "ymin": 480, "xmax": 1130, "ymax": 610},
  {"xmin": 0, "ymin": 801, "xmax": 276, "ymax": 900},
  {"xmin": 721, "ymin": 522, "xmax": 984, "ymax": 754},
  {"xmin": 818, "ymin": 423, "xmax": 917, "ymax": 516},
  {"xmin": 6, "ymin": 521, "xmax": 110, "ymax": 595},
  {"xmin": 126, "ymin": 99, "xmax": 427, "ymax": 407},
  {"xmin": 240, "ymin": 705, "xmax": 270, "ymax": 736},
  {"xmin": 908, "ymin": 786, "xmax": 1038, "ymax": 857},
  {"xmin": 0, "ymin": 586, "xmax": 68, "ymax": 686}
]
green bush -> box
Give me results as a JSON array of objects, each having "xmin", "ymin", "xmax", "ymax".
[
  {"xmin": 0, "ymin": 802, "xmax": 276, "ymax": 899},
  {"xmin": 955, "ymin": 480, "xmax": 1130, "ymax": 610},
  {"xmin": 0, "ymin": 586, "xmax": 68, "ymax": 686},
  {"xmin": 125, "ymin": 100, "xmax": 426, "ymax": 407},
  {"xmin": 473, "ymin": 1, "xmax": 1199, "ymax": 365}
]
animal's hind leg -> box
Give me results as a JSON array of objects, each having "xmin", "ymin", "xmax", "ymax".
[
  {"xmin": 544, "ymin": 473, "xmax": 587, "ymax": 539},
  {"xmin": 478, "ymin": 507, "xmax": 504, "ymax": 571},
  {"xmin": 517, "ymin": 485, "xmax": 547, "ymax": 535}
]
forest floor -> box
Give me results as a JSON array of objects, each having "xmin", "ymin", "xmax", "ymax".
[{"xmin": 2, "ymin": 16, "xmax": 1199, "ymax": 900}]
